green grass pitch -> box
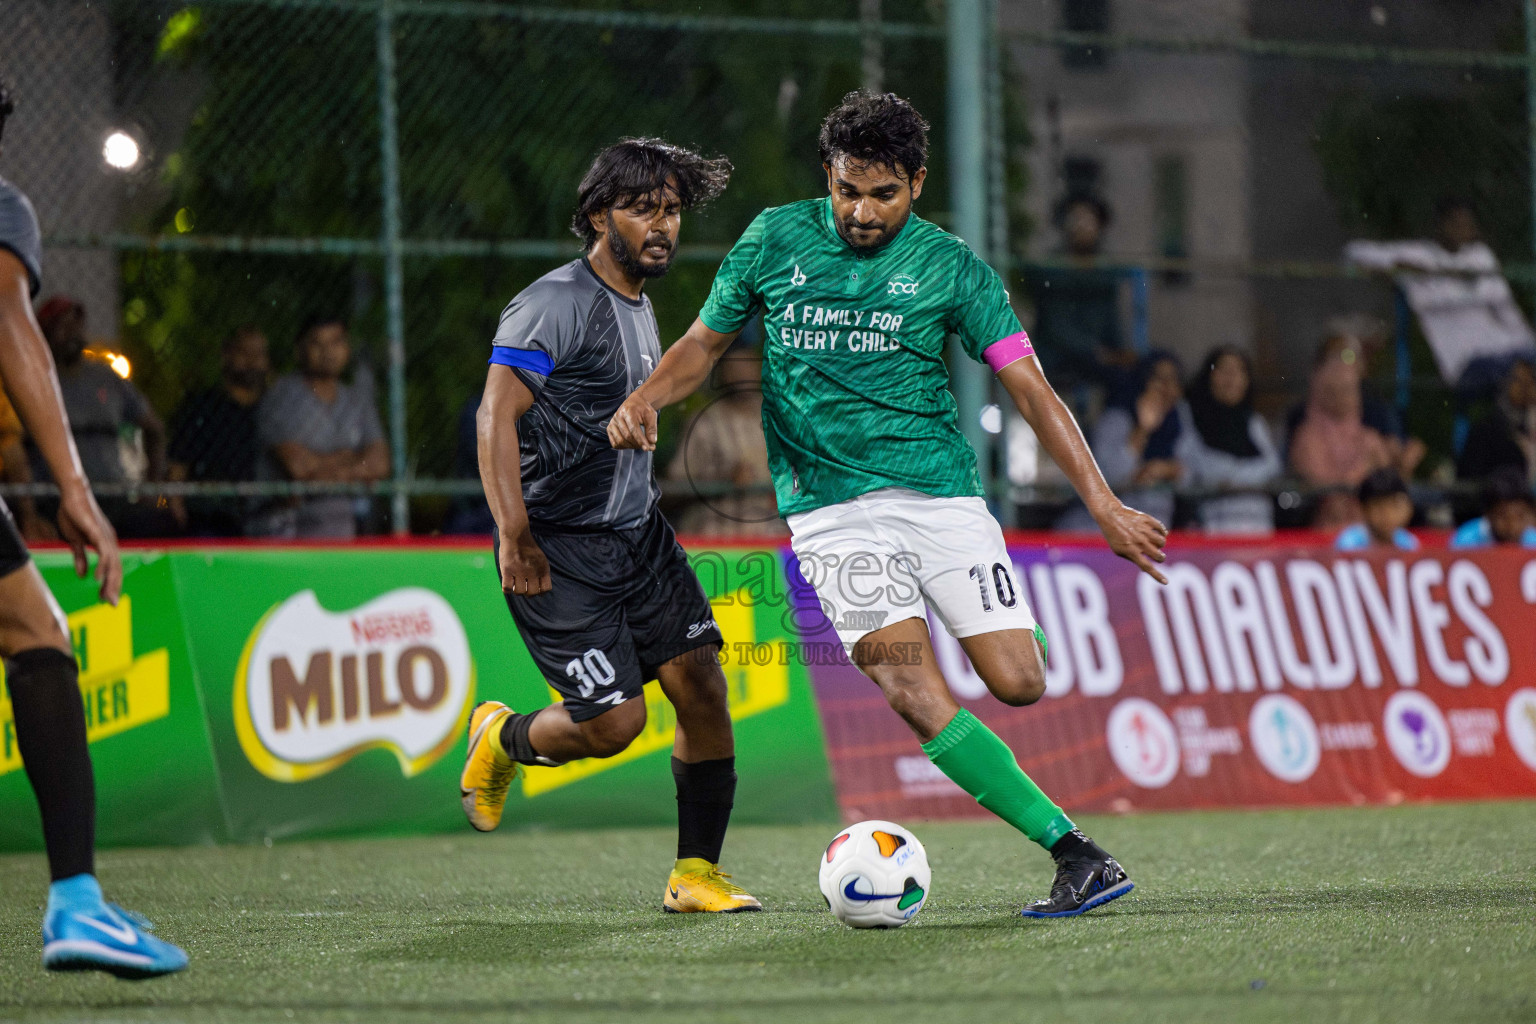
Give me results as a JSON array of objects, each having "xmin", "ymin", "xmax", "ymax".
[{"xmin": 1, "ymin": 801, "xmax": 1532, "ymax": 1023}]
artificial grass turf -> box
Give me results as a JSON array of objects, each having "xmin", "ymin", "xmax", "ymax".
[{"xmin": 0, "ymin": 802, "xmax": 1531, "ymax": 1024}]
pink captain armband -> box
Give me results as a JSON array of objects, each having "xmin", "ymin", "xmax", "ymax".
[{"xmin": 982, "ymin": 332, "xmax": 1035, "ymax": 373}]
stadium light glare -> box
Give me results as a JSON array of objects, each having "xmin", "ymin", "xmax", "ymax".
[
  {"xmin": 103, "ymin": 131, "xmax": 141, "ymax": 170},
  {"xmin": 979, "ymin": 403, "xmax": 1002, "ymax": 435}
]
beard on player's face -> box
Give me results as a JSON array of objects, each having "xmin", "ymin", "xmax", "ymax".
[
  {"xmin": 834, "ymin": 205, "xmax": 912, "ymax": 250},
  {"xmin": 605, "ymin": 213, "xmax": 675, "ymax": 280}
]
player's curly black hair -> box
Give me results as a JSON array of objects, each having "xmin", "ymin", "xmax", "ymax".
[
  {"xmin": 0, "ymin": 79, "xmax": 14, "ymax": 147},
  {"xmin": 570, "ymin": 138, "xmax": 732, "ymax": 251},
  {"xmin": 818, "ymin": 91, "xmax": 929, "ymax": 182}
]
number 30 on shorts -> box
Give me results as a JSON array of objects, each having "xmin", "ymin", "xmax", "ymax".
[
  {"xmin": 565, "ymin": 648, "xmax": 616, "ymax": 698},
  {"xmin": 968, "ymin": 562, "xmax": 1018, "ymax": 613}
]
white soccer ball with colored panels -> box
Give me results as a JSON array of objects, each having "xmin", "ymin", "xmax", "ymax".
[{"xmin": 818, "ymin": 819, "xmax": 931, "ymax": 928}]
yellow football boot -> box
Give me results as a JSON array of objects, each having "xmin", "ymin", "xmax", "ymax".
[
  {"xmin": 662, "ymin": 858, "xmax": 763, "ymax": 913},
  {"xmin": 460, "ymin": 701, "xmax": 520, "ymax": 832}
]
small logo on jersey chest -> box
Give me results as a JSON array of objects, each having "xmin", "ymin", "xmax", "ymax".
[
  {"xmin": 887, "ymin": 273, "xmax": 919, "ymax": 297},
  {"xmin": 789, "ymin": 264, "xmax": 807, "ymax": 287}
]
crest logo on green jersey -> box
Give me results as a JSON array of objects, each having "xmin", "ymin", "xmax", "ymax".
[
  {"xmin": 887, "ymin": 272, "xmax": 919, "ymax": 297},
  {"xmin": 790, "ymin": 264, "xmax": 807, "ymax": 287}
]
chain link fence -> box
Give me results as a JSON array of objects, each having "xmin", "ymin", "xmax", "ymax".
[{"xmin": 2, "ymin": 0, "xmax": 1534, "ymax": 537}]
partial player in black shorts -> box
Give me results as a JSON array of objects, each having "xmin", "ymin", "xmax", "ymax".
[{"xmin": 499, "ymin": 509, "xmax": 722, "ymax": 722}]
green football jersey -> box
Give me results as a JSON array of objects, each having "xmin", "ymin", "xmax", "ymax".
[{"xmin": 698, "ymin": 197, "xmax": 1023, "ymax": 517}]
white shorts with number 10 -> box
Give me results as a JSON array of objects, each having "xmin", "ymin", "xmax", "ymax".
[{"xmin": 787, "ymin": 487, "xmax": 1036, "ymax": 648}]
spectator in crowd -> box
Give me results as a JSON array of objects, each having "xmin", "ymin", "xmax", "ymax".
[
  {"xmin": 34, "ymin": 295, "xmax": 173, "ymax": 537},
  {"xmin": 1058, "ymin": 350, "xmax": 1185, "ymax": 531},
  {"xmin": 249, "ymin": 314, "xmax": 387, "ymax": 539},
  {"xmin": 1026, "ymin": 193, "xmax": 1135, "ymax": 408},
  {"xmin": 1457, "ymin": 356, "xmax": 1536, "ymax": 486},
  {"xmin": 1284, "ymin": 326, "xmax": 1405, "ymax": 449},
  {"xmin": 1182, "ymin": 345, "xmax": 1281, "ymax": 534},
  {"xmin": 1289, "ymin": 343, "xmax": 1422, "ymax": 528},
  {"xmin": 1336, "ymin": 469, "xmax": 1419, "ymax": 552},
  {"xmin": 1345, "ymin": 196, "xmax": 1536, "ymax": 397},
  {"xmin": 166, "ymin": 325, "xmax": 269, "ymax": 536},
  {"xmin": 666, "ymin": 343, "xmax": 782, "ymax": 536},
  {"xmin": 0, "ymin": 387, "xmax": 49, "ymax": 540},
  {"xmin": 1450, "ymin": 466, "xmax": 1536, "ymax": 549}
]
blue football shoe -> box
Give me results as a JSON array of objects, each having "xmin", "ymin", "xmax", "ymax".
[{"xmin": 42, "ymin": 875, "xmax": 188, "ymax": 979}]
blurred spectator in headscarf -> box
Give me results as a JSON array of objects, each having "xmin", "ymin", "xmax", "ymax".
[
  {"xmin": 1182, "ymin": 346, "xmax": 1280, "ymax": 535},
  {"xmin": 1058, "ymin": 350, "xmax": 1185, "ymax": 531},
  {"xmin": 1451, "ymin": 466, "xmax": 1536, "ymax": 549},
  {"xmin": 1284, "ymin": 324, "xmax": 1405, "ymax": 448},
  {"xmin": 167, "ymin": 325, "xmax": 269, "ymax": 535},
  {"xmin": 1457, "ymin": 356, "xmax": 1536, "ymax": 487},
  {"xmin": 666, "ymin": 341, "xmax": 783, "ymax": 537},
  {"xmin": 1290, "ymin": 342, "xmax": 1422, "ymax": 528}
]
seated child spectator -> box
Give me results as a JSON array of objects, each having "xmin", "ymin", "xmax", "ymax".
[
  {"xmin": 1451, "ymin": 466, "xmax": 1536, "ymax": 549},
  {"xmin": 1335, "ymin": 469, "xmax": 1419, "ymax": 552}
]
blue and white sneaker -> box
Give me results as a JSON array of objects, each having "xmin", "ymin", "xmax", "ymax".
[
  {"xmin": 1020, "ymin": 830, "xmax": 1135, "ymax": 918},
  {"xmin": 41, "ymin": 875, "xmax": 188, "ymax": 979}
]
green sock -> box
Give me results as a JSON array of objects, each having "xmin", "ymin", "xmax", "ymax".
[
  {"xmin": 1033, "ymin": 623, "xmax": 1048, "ymax": 666},
  {"xmin": 922, "ymin": 708, "xmax": 1074, "ymax": 849}
]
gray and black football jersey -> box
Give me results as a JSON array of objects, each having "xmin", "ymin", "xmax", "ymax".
[
  {"xmin": 0, "ymin": 175, "xmax": 43, "ymax": 297},
  {"xmin": 489, "ymin": 258, "xmax": 662, "ymax": 530}
]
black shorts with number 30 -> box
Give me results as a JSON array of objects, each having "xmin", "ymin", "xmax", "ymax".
[{"xmin": 497, "ymin": 508, "xmax": 723, "ymax": 722}]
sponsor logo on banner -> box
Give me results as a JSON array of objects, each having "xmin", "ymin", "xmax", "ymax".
[
  {"xmin": 1383, "ymin": 691, "xmax": 1451, "ymax": 777},
  {"xmin": 1106, "ymin": 698, "xmax": 1180, "ymax": 788},
  {"xmin": 234, "ymin": 589, "xmax": 474, "ymax": 782},
  {"xmin": 1, "ymin": 597, "xmax": 170, "ymax": 776},
  {"xmin": 1248, "ymin": 694, "xmax": 1320, "ymax": 783},
  {"xmin": 1505, "ymin": 689, "xmax": 1536, "ymax": 773}
]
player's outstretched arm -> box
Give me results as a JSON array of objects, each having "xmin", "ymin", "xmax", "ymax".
[
  {"xmin": 477, "ymin": 364, "xmax": 550, "ymax": 596},
  {"xmin": 607, "ymin": 317, "xmax": 738, "ymax": 452},
  {"xmin": 0, "ymin": 250, "xmax": 121, "ymax": 602},
  {"xmin": 998, "ymin": 356, "xmax": 1169, "ymax": 585}
]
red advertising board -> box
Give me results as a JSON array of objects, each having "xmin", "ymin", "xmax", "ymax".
[{"xmin": 798, "ymin": 545, "xmax": 1536, "ymax": 820}]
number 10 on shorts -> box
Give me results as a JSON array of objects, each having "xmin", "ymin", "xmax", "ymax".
[{"xmin": 969, "ymin": 563, "xmax": 1018, "ymax": 613}]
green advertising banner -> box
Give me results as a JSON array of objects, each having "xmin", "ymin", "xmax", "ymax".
[{"xmin": 0, "ymin": 544, "xmax": 836, "ymax": 852}]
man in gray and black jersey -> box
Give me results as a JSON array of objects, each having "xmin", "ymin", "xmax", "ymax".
[{"xmin": 459, "ymin": 138, "xmax": 762, "ymax": 913}]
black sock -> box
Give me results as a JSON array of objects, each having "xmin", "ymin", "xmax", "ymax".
[
  {"xmin": 1048, "ymin": 827, "xmax": 1097, "ymax": 862},
  {"xmin": 5, "ymin": 648, "xmax": 94, "ymax": 881},
  {"xmin": 497, "ymin": 709, "xmax": 545, "ymax": 765},
  {"xmin": 672, "ymin": 756, "xmax": 736, "ymax": 864}
]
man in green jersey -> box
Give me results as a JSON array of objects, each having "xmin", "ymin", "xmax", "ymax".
[{"xmin": 610, "ymin": 92, "xmax": 1168, "ymax": 918}]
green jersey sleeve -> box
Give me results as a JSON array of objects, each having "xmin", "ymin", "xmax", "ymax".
[
  {"xmin": 947, "ymin": 245, "xmax": 1025, "ymax": 363},
  {"xmin": 699, "ymin": 211, "xmax": 769, "ymax": 335}
]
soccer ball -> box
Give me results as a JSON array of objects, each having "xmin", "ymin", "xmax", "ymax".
[{"xmin": 818, "ymin": 819, "xmax": 931, "ymax": 928}]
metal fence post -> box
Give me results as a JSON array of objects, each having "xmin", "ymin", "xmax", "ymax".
[
  {"xmin": 947, "ymin": 0, "xmax": 993, "ymax": 503},
  {"xmin": 377, "ymin": 0, "xmax": 410, "ymax": 534},
  {"xmin": 1527, "ymin": 0, "xmax": 1536, "ymax": 307}
]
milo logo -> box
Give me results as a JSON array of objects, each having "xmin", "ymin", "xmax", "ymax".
[{"xmin": 234, "ymin": 588, "xmax": 474, "ymax": 782}]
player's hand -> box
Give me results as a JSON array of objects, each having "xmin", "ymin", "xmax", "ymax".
[
  {"xmin": 56, "ymin": 481, "xmax": 122, "ymax": 605},
  {"xmin": 607, "ymin": 391, "xmax": 659, "ymax": 451},
  {"xmin": 1095, "ymin": 502, "xmax": 1169, "ymax": 585},
  {"xmin": 499, "ymin": 527, "xmax": 552, "ymax": 596}
]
